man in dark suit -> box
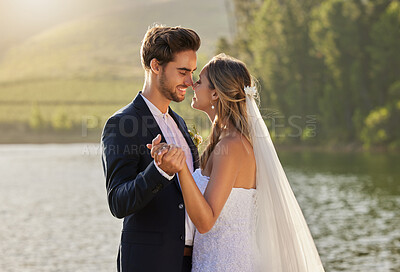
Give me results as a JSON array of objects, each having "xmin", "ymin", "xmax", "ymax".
[{"xmin": 101, "ymin": 25, "xmax": 201, "ymax": 272}]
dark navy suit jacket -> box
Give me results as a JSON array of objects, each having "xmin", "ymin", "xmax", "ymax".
[{"xmin": 101, "ymin": 93, "xmax": 200, "ymax": 272}]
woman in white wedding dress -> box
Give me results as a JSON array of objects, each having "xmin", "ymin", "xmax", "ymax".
[{"xmin": 151, "ymin": 54, "xmax": 325, "ymax": 272}]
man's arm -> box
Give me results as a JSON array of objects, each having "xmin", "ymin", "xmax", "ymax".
[{"xmin": 101, "ymin": 116, "xmax": 172, "ymax": 219}]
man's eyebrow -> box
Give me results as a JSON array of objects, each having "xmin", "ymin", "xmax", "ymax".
[{"xmin": 177, "ymin": 67, "xmax": 197, "ymax": 73}]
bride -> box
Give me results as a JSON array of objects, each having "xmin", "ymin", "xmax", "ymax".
[{"xmin": 149, "ymin": 54, "xmax": 325, "ymax": 271}]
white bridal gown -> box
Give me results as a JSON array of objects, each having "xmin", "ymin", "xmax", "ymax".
[{"xmin": 191, "ymin": 168, "xmax": 260, "ymax": 272}]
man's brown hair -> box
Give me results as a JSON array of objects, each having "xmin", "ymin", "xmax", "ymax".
[{"xmin": 140, "ymin": 25, "xmax": 201, "ymax": 71}]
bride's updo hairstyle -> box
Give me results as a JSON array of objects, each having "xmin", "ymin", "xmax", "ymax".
[{"xmin": 200, "ymin": 53, "xmax": 253, "ymax": 169}]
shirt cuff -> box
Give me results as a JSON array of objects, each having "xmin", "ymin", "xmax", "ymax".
[{"xmin": 154, "ymin": 161, "xmax": 175, "ymax": 180}]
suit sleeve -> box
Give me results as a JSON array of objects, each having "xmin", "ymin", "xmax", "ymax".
[{"xmin": 101, "ymin": 116, "xmax": 172, "ymax": 219}]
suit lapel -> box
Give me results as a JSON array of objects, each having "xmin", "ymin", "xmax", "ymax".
[
  {"xmin": 132, "ymin": 93, "xmax": 182, "ymax": 193},
  {"xmin": 132, "ymin": 93, "xmax": 165, "ymax": 143}
]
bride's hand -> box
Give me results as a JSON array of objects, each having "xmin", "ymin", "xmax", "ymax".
[
  {"xmin": 153, "ymin": 144, "xmax": 171, "ymax": 165},
  {"xmin": 146, "ymin": 134, "xmax": 169, "ymax": 161},
  {"xmin": 146, "ymin": 135, "xmax": 186, "ymax": 170},
  {"xmin": 154, "ymin": 144, "xmax": 186, "ymax": 174}
]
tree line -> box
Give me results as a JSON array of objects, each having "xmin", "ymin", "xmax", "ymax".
[{"xmin": 218, "ymin": 0, "xmax": 400, "ymax": 149}]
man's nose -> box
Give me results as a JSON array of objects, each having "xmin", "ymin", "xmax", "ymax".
[{"xmin": 184, "ymin": 74, "xmax": 193, "ymax": 87}]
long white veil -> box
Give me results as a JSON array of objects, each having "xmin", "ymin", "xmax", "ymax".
[{"xmin": 244, "ymin": 86, "xmax": 325, "ymax": 272}]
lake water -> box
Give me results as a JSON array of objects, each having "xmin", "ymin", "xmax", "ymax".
[{"xmin": 0, "ymin": 144, "xmax": 399, "ymax": 271}]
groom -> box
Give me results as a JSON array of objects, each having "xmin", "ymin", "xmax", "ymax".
[{"xmin": 101, "ymin": 25, "xmax": 200, "ymax": 272}]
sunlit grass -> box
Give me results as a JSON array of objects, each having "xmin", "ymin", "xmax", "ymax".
[
  {"xmin": 0, "ymin": 80, "xmax": 137, "ymax": 128},
  {"xmin": 0, "ymin": 103, "xmax": 125, "ymax": 124},
  {"xmin": 0, "ymin": 79, "xmax": 211, "ymax": 137},
  {"xmin": 0, "ymin": 79, "xmax": 141, "ymax": 103}
]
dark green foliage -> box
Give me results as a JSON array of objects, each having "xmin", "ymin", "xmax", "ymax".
[{"xmin": 222, "ymin": 0, "xmax": 400, "ymax": 148}]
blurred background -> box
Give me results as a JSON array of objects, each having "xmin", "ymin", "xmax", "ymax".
[{"xmin": 0, "ymin": 0, "xmax": 399, "ymax": 271}]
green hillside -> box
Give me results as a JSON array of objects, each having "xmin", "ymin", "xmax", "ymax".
[
  {"xmin": 0, "ymin": 0, "xmax": 230, "ymax": 82},
  {"xmin": 0, "ymin": 0, "xmax": 229, "ymax": 142}
]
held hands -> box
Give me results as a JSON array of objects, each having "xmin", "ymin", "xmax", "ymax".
[{"xmin": 146, "ymin": 134, "xmax": 186, "ymax": 176}]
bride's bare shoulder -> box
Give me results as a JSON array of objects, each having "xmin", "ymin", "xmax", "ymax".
[
  {"xmin": 205, "ymin": 133, "xmax": 254, "ymax": 176},
  {"xmin": 214, "ymin": 133, "xmax": 252, "ymax": 158}
]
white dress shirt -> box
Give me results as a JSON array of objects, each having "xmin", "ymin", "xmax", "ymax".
[{"xmin": 141, "ymin": 94, "xmax": 196, "ymax": 246}]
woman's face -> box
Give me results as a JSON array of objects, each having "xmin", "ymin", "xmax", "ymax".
[{"xmin": 191, "ymin": 67, "xmax": 214, "ymax": 111}]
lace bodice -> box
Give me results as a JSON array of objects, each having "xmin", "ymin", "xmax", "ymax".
[{"xmin": 191, "ymin": 168, "xmax": 259, "ymax": 272}]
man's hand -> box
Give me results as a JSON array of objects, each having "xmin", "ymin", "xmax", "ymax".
[{"xmin": 147, "ymin": 135, "xmax": 186, "ymax": 176}]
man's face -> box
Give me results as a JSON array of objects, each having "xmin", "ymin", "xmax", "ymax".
[{"xmin": 158, "ymin": 50, "xmax": 197, "ymax": 102}]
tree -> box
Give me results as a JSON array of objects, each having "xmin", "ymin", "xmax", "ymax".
[
  {"xmin": 310, "ymin": 0, "xmax": 369, "ymax": 141},
  {"xmin": 361, "ymin": 81, "xmax": 400, "ymax": 149},
  {"xmin": 249, "ymin": 0, "xmax": 324, "ymax": 142},
  {"xmin": 224, "ymin": 0, "xmax": 400, "ymax": 147},
  {"xmin": 368, "ymin": 1, "xmax": 400, "ymax": 106}
]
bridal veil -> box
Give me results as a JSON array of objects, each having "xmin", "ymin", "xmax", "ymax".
[{"xmin": 245, "ymin": 86, "xmax": 325, "ymax": 272}]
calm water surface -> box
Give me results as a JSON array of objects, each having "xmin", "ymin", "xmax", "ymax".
[{"xmin": 0, "ymin": 144, "xmax": 399, "ymax": 271}]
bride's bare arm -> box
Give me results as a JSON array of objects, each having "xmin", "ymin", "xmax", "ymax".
[{"xmin": 178, "ymin": 137, "xmax": 243, "ymax": 233}]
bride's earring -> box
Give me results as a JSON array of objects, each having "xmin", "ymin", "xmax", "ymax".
[{"xmin": 211, "ymin": 101, "xmax": 215, "ymax": 110}]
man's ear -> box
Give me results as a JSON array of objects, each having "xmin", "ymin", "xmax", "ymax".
[{"xmin": 150, "ymin": 58, "xmax": 161, "ymax": 75}]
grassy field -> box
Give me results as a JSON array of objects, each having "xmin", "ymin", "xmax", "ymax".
[
  {"xmin": 0, "ymin": 0, "xmax": 226, "ymax": 143},
  {"xmin": 0, "ymin": 78, "xmax": 210, "ymax": 143},
  {"xmin": 0, "ymin": 79, "xmax": 139, "ymax": 124},
  {"xmin": 0, "ymin": 51, "xmax": 211, "ymax": 127}
]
